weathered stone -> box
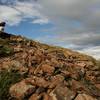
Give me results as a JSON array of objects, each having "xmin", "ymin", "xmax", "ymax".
[
  {"xmin": 36, "ymin": 87, "xmax": 46, "ymax": 94},
  {"xmin": 70, "ymin": 79, "xmax": 86, "ymax": 93},
  {"xmin": 25, "ymin": 77, "xmax": 50, "ymax": 88},
  {"xmin": 43, "ymin": 93, "xmax": 53, "ymax": 100},
  {"xmin": 28, "ymin": 66, "xmax": 36, "ymax": 75},
  {"xmin": 49, "ymin": 75, "xmax": 64, "ymax": 88},
  {"xmin": 75, "ymin": 94, "xmax": 97, "ymax": 100},
  {"xmin": 85, "ymin": 71, "xmax": 96, "ymax": 83},
  {"xmin": 29, "ymin": 93, "xmax": 39, "ymax": 100},
  {"xmin": 95, "ymin": 84, "xmax": 100, "ymax": 90},
  {"xmin": 34, "ymin": 64, "xmax": 55, "ymax": 75},
  {"xmin": 41, "ymin": 64, "xmax": 55, "ymax": 74},
  {"xmin": 18, "ymin": 66, "xmax": 28, "ymax": 75},
  {"xmin": 70, "ymin": 71, "xmax": 81, "ymax": 80},
  {"xmin": 76, "ymin": 61, "xmax": 86, "ymax": 68},
  {"xmin": 50, "ymin": 83, "xmax": 76, "ymax": 100},
  {"xmin": 9, "ymin": 80, "xmax": 35, "ymax": 99},
  {"xmin": 13, "ymin": 44, "xmax": 23, "ymax": 52},
  {"xmin": 96, "ymin": 77, "xmax": 100, "ymax": 84},
  {"xmin": 1, "ymin": 60, "xmax": 22, "ymax": 71}
]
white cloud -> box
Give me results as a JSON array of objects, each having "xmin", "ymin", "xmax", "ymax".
[
  {"xmin": 36, "ymin": 32, "xmax": 100, "ymax": 48},
  {"xmin": 32, "ymin": 18, "xmax": 49, "ymax": 24},
  {"xmin": 0, "ymin": 5, "xmax": 21, "ymax": 25},
  {"xmin": 38, "ymin": 0, "xmax": 100, "ymax": 33},
  {"xmin": 0, "ymin": 0, "xmax": 49, "ymax": 25},
  {"xmin": 78, "ymin": 46, "xmax": 100, "ymax": 59}
]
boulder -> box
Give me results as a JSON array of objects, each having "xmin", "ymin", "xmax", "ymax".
[
  {"xmin": 49, "ymin": 75, "xmax": 64, "ymax": 89},
  {"xmin": 1, "ymin": 60, "xmax": 21, "ymax": 70},
  {"xmin": 50, "ymin": 83, "xmax": 76, "ymax": 100},
  {"xmin": 25, "ymin": 77, "xmax": 50, "ymax": 88},
  {"xmin": 70, "ymin": 79, "xmax": 87, "ymax": 93},
  {"xmin": 34, "ymin": 64, "xmax": 55, "ymax": 75},
  {"xmin": 75, "ymin": 94, "xmax": 97, "ymax": 100},
  {"xmin": 41, "ymin": 64, "xmax": 55, "ymax": 74},
  {"xmin": 9, "ymin": 80, "xmax": 35, "ymax": 99},
  {"xmin": 95, "ymin": 84, "xmax": 100, "ymax": 90},
  {"xmin": 29, "ymin": 94, "xmax": 39, "ymax": 100},
  {"xmin": 43, "ymin": 93, "xmax": 54, "ymax": 100}
]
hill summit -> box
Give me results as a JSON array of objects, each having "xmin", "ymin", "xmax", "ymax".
[{"xmin": 0, "ymin": 32, "xmax": 100, "ymax": 100}]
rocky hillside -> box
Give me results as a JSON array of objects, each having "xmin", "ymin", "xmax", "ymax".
[{"xmin": 0, "ymin": 32, "xmax": 100, "ymax": 100}]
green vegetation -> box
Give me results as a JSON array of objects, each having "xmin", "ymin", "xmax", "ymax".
[
  {"xmin": 0, "ymin": 45, "xmax": 14, "ymax": 57},
  {"xmin": 0, "ymin": 70, "xmax": 22, "ymax": 99}
]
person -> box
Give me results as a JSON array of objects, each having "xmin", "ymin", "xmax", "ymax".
[{"xmin": 0, "ymin": 22, "xmax": 6, "ymax": 32}]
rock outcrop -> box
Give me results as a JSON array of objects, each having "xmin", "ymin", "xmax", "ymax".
[{"xmin": 0, "ymin": 32, "xmax": 100, "ymax": 100}]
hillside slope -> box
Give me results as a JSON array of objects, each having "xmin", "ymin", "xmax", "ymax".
[{"xmin": 0, "ymin": 32, "xmax": 100, "ymax": 100}]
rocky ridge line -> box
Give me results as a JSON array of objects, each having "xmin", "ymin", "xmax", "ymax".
[{"xmin": 0, "ymin": 32, "xmax": 100, "ymax": 100}]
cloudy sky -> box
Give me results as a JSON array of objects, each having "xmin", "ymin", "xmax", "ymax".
[{"xmin": 0, "ymin": 0, "xmax": 100, "ymax": 59}]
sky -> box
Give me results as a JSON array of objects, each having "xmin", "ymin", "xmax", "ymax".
[{"xmin": 0, "ymin": 0, "xmax": 100, "ymax": 59}]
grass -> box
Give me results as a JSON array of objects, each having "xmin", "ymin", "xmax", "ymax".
[
  {"xmin": 0, "ymin": 45, "xmax": 14, "ymax": 57},
  {"xmin": 0, "ymin": 69, "xmax": 22, "ymax": 99}
]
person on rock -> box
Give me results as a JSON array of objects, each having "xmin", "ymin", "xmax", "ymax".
[{"xmin": 0, "ymin": 22, "xmax": 6, "ymax": 32}]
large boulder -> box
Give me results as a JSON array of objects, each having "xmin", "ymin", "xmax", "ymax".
[
  {"xmin": 25, "ymin": 77, "xmax": 50, "ymax": 88},
  {"xmin": 75, "ymin": 94, "xmax": 97, "ymax": 100},
  {"xmin": 50, "ymin": 83, "xmax": 76, "ymax": 100},
  {"xmin": 9, "ymin": 80, "xmax": 35, "ymax": 99}
]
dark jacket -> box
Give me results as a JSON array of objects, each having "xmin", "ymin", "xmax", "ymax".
[{"xmin": 0, "ymin": 22, "xmax": 6, "ymax": 27}]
